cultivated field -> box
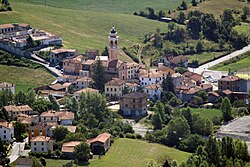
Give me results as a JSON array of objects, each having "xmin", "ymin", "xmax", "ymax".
[{"xmin": 0, "ymin": 65, "xmax": 55, "ymax": 92}]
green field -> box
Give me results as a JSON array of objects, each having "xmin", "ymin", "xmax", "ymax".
[
  {"xmin": 0, "ymin": 0, "xmax": 188, "ymax": 53},
  {"xmin": 234, "ymin": 22, "xmax": 250, "ymax": 37},
  {"xmin": 212, "ymin": 53, "xmax": 250, "ymax": 72},
  {"xmin": 0, "ymin": 65, "xmax": 55, "ymax": 92},
  {"xmin": 188, "ymin": 52, "xmax": 226, "ymax": 65},
  {"xmin": 46, "ymin": 138, "xmax": 191, "ymax": 167},
  {"xmin": 190, "ymin": 108, "xmax": 222, "ymax": 121}
]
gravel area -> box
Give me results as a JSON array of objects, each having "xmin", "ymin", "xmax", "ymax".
[{"xmin": 216, "ymin": 116, "xmax": 250, "ymax": 152}]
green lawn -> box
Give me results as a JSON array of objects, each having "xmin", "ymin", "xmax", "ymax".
[
  {"xmin": 234, "ymin": 22, "xmax": 250, "ymax": 37},
  {"xmin": 46, "ymin": 138, "xmax": 191, "ymax": 167},
  {"xmin": 45, "ymin": 159, "xmax": 70, "ymax": 167},
  {"xmin": 0, "ymin": 65, "xmax": 55, "ymax": 92},
  {"xmin": 212, "ymin": 53, "xmax": 250, "ymax": 72},
  {"xmin": 190, "ymin": 108, "xmax": 222, "ymax": 121}
]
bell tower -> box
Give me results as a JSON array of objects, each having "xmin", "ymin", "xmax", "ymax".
[{"xmin": 108, "ymin": 27, "xmax": 118, "ymax": 61}]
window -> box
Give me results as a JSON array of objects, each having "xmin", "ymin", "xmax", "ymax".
[
  {"xmin": 41, "ymin": 148, "xmax": 44, "ymax": 151},
  {"xmin": 41, "ymin": 142, "xmax": 44, "ymax": 145},
  {"xmin": 133, "ymin": 105, "xmax": 135, "ymax": 109},
  {"xmin": 149, "ymin": 78, "xmax": 151, "ymax": 81},
  {"xmin": 125, "ymin": 104, "xmax": 128, "ymax": 107},
  {"xmin": 147, "ymin": 90, "xmax": 149, "ymax": 93},
  {"xmin": 4, "ymin": 135, "xmax": 6, "ymax": 139},
  {"xmin": 107, "ymin": 88, "xmax": 109, "ymax": 91},
  {"xmin": 142, "ymin": 78, "xmax": 144, "ymax": 81},
  {"xmin": 111, "ymin": 88, "xmax": 113, "ymax": 91},
  {"xmin": 40, "ymin": 130, "xmax": 42, "ymax": 135},
  {"xmin": 114, "ymin": 88, "xmax": 117, "ymax": 92},
  {"xmin": 4, "ymin": 130, "xmax": 6, "ymax": 133},
  {"xmin": 133, "ymin": 99, "xmax": 135, "ymax": 103},
  {"xmin": 44, "ymin": 117, "xmax": 46, "ymax": 120},
  {"xmin": 34, "ymin": 142, "xmax": 36, "ymax": 145},
  {"xmin": 34, "ymin": 147, "xmax": 36, "ymax": 151}
]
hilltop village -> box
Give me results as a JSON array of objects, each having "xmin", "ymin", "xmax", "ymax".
[{"xmin": 1, "ymin": 23, "xmax": 250, "ymax": 167}]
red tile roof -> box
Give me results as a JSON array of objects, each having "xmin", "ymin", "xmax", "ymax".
[
  {"xmin": 219, "ymin": 76, "xmax": 240, "ymax": 82},
  {"xmin": 0, "ymin": 121, "xmax": 13, "ymax": 129},
  {"xmin": 144, "ymin": 84, "xmax": 161, "ymax": 90},
  {"xmin": 168, "ymin": 55, "xmax": 188, "ymax": 65},
  {"xmin": 105, "ymin": 78, "xmax": 125, "ymax": 86},
  {"xmin": 30, "ymin": 136, "xmax": 50, "ymax": 142},
  {"xmin": 62, "ymin": 141, "xmax": 82, "ymax": 153},
  {"xmin": 86, "ymin": 133, "xmax": 111, "ymax": 144}
]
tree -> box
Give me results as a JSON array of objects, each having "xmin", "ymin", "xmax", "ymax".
[
  {"xmin": 191, "ymin": 0, "xmax": 197, "ymax": 6},
  {"xmin": 196, "ymin": 41, "xmax": 203, "ymax": 53},
  {"xmin": 63, "ymin": 133, "xmax": 86, "ymax": 143},
  {"xmin": 158, "ymin": 10, "xmax": 165, "ymax": 21},
  {"xmin": 221, "ymin": 97, "xmax": 233, "ymax": 122},
  {"xmin": 14, "ymin": 122, "xmax": 26, "ymax": 141},
  {"xmin": 177, "ymin": 12, "xmax": 186, "ymax": 24},
  {"xmin": 0, "ymin": 89, "xmax": 13, "ymax": 107},
  {"xmin": 73, "ymin": 143, "xmax": 90, "ymax": 164},
  {"xmin": 146, "ymin": 7, "xmax": 158, "ymax": 20},
  {"xmin": 205, "ymin": 136, "xmax": 220, "ymax": 166},
  {"xmin": 168, "ymin": 96, "xmax": 182, "ymax": 107},
  {"xmin": 179, "ymin": 1, "xmax": 188, "ymax": 10},
  {"xmin": 187, "ymin": 16, "xmax": 202, "ymax": 39},
  {"xmin": 14, "ymin": 91, "xmax": 27, "ymax": 105},
  {"xmin": 53, "ymin": 126, "xmax": 69, "ymax": 141},
  {"xmin": 31, "ymin": 158, "xmax": 43, "ymax": 167},
  {"xmin": 162, "ymin": 74, "xmax": 176, "ymax": 94},
  {"xmin": 178, "ymin": 134, "xmax": 205, "ymax": 152},
  {"xmin": 154, "ymin": 101, "xmax": 165, "ymax": 123},
  {"xmin": 26, "ymin": 88, "xmax": 36, "ymax": 107},
  {"xmin": 48, "ymin": 94, "xmax": 60, "ymax": 111},
  {"xmin": 101, "ymin": 46, "xmax": 109, "ymax": 56},
  {"xmin": 26, "ymin": 35, "xmax": 36, "ymax": 47},
  {"xmin": 151, "ymin": 112, "xmax": 163, "ymax": 130},
  {"xmin": 66, "ymin": 97, "xmax": 78, "ymax": 115},
  {"xmin": 92, "ymin": 59, "xmax": 106, "ymax": 92},
  {"xmin": 166, "ymin": 117, "xmax": 191, "ymax": 146}
]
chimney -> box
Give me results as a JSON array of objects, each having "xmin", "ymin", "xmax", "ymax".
[{"xmin": 158, "ymin": 63, "xmax": 163, "ymax": 69}]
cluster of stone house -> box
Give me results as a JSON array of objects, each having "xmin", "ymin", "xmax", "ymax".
[{"xmin": 0, "ymin": 24, "xmax": 62, "ymax": 55}]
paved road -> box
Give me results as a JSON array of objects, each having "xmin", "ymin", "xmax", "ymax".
[
  {"xmin": 30, "ymin": 56, "xmax": 62, "ymax": 77},
  {"xmin": 189, "ymin": 45, "xmax": 250, "ymax": 74},
  {"xmin": 8, "ymin": 142, "xmax": 25, "ymax": 163}
]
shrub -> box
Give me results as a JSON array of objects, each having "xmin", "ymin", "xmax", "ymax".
[
  {"xmin": 125, "ymin": 133, "xmax": 136, "ymax": 139},
  {"xmin": 136, "ymin": 134, "xmax": 142, "ymax": 139}
]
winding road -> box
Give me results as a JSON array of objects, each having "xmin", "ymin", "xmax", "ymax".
[{"xmin": 8, "ymin": 142, "xmax": 25, "ymax": 163}]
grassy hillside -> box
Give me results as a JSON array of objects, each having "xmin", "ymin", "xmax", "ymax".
[
  {"xmin": 0, "ymin": 65, "xmax": 55, "ymax": 92},
  {"xmin": 0, "ymin": 1, "xmax": 178, "ymax": 53},
  {"xmin": 46, "ymin": 138, "xmax": 191, "ymax": 167},
  {"xmin": 11, "ymin": 0, "xmax": 190, "ymax": 13}
]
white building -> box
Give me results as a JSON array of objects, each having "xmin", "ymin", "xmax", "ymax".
[
  {"xmin": 40, "ymin": 110, "xmax": 74, "ymax": 125},
  {"xmin": 105, "ymin": 78, "xmax": 125, "ymax": 98},
  {"xmin": 75, "ymin": 77, "xmax": 93, "ymax": 90},
  {"xmin": 0, "ymin": 121, "xmax": 14, "ymax": 142},
  {"xmin": 0, "ymin": 82, "xmax": 15, "ymax": 94},
  {"xmin": 144, "ymin": 84, "xmax": 162, "ymax": 100},
  {"xmin": 30, "ymin": 136, "xmax": 53, "ymax": 153}
]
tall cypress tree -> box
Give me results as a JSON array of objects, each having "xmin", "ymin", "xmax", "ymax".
[
  {"xmin": 92, "ymin": 59, "xmax": 106, "ymax": 92},
  {"xmin": 162, "ymin": 73, "xmax": 175, "ymax": 95}
]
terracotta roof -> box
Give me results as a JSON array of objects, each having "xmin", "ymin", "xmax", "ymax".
[
  {"xmin": 183, "ymin": 71, "xmax": 195, "ymax": 77},
  {"xmin": 105, "ymin": 78, "xmax": 125, "ymax": 86},
  {"xmin": 62, "ymin": 141, "xmax": 82, "ymax": 153},
  {"xmin": 0, "ymin": 121, "xmax": 13, "ymax": 129},
  {"xmin": 183, "ymin": 87, "xmax": 202, "ymax": 95},
  {"xmin": 125, "ymin": 82, "xmax": 139, "ymax": 88},
  {"xmin": 40, "ymin": 90, "xmax": 67, "ymax": 96},
  {"xmin": 74, "ymin": 88, "xmax": 99, "ymax": 95},
  {"xmin": 208, "ymin": 91, "xmax": 219, "ymax": 97},
  {"xmin": 0, "ymin": 24, "xmax": 14, "ymax": 29},
  {"xmin": 49, "ymin": 83, "xmax": 71, "ymax": 91},
  {"xmin": 144, "ymin": 84, "xmax": 161, "ymax": 90},
  {"xmin": 3, "ymin": 105, "xmax": 32, "ymax": 112},
  {"xmin": 28, "ymin": 124, "xmax": 49, "ymax": 131},
  {"xmin": 83, "ymin": 59, "xmax": 96, "ymax": 65},
  {"xmin": 63, "ymin": 55, "xmax": 83, "ymax": 63},
  {"xmin": 62, "ymin": 126, "xmax": 77, "ymax": 133},
  {"xmin": 30, "ymin": 136, "xmax": 50, "ymax": 142},
  {"xmin": 219, "ymin": 76, "xmax": 240, "ymax": 82},
  {"xmin": 121, "ymin": 92, "xmax": 148, "ymax": 99},
  {"xmin": 108, "ymin": 59, "xmax": 123, "ymax": 68},
  {"xmin": 222, "ymin": 89, "xmax": 233, "ymax": 95},
  {"xmin": 86, "ymin": 133, "xmax": 111, "ymax": 144},
  {"xmin": 139, "ymin": 70, "xmax": 164, "ymax": 79},
  {"xmin": 200, "ymin": 83, "xmax": 213, "ymax": 90},
  {"xmin": 51, "ymin": 49, "xmax": 76, "ymax": 54},
  {"xmin": 58, "ymin": 112, "xmax": 74, "ymax": 120},
  {"xmin": 168, "ymin": 55, "xmax": 188, "ymax": 65},
  {"xmin": 158, "ymin": 66, "xmax": 175, "ymax": 75},
  {"xmin": 76, "ymin": 77, "xmax": 93, "ymax": 83},
  {"xmin": 189, "ymin": 74, "xmax": 202, "ymax": 82},
  {"xmin": 41, "ymin": 111, "xmax": 74, "ymax": 120},
  {"xmin": 126, "ymin": 62, "xmax": 139, "ymax": 68},
  {"xmin": 0, "ymin": 82, "xmax": 15, "ymax": 88}
]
